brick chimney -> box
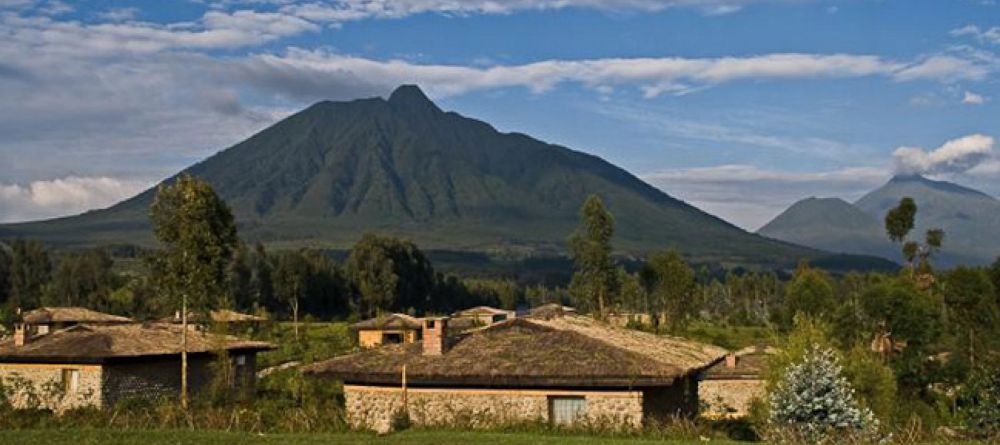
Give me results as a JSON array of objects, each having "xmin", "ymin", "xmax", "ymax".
[
  {"xmin": 422, "ymin": 317, "xmax": 448, "ymax": 356},
  {"xmin": 13, "ymin": 323, "xmax": 29, "ymax": 347},
  {"xmin": 725, "ymin": 352, "xmax": 738, "ymax": 369}
]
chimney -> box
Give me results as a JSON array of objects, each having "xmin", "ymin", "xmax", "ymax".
[
  {"xmin": 422, "ymin": 317, "xmax": 448, "ymax": 356},
  {"xmin": 725, "ymin": 352, "xmax": 737, "ymax": 369},
  {"xmin": 13, "ymin": 323, "xmax": 29, "ymax": 347}
]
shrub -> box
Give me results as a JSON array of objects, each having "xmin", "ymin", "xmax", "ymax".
[
  {"xmin": 959, "ymin": 364, "xmax": 1000, "ymax": 438},
  {"xmin": 768, "ymin": 345, "xmax": 879, "ymax": 443}
]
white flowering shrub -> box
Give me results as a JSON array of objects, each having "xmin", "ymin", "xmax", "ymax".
[{"xmin": 768, "ymin": 345, "xmax": 879, "ymax": 443}]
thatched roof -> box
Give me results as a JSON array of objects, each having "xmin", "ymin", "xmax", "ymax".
[
  {"xmin": 702, "ymin": 345, "xmax": 776, "ymax": 380},
  {"xmin": 0, "ymin": 323, "xmax": 273, "ymax": 363},
  {"xmin": 351, "ymin": 313, "xmax": 423, "ymax": 331},
  {"xmin": 159, "ymin": 310, "xmax": 267, "ymax": 324},
  {"xmin": 304, "ymin": 315, "xmax": 726, "ymax": 388},
  {"xmin": 528, "ymin": 303, "xmax": 577, "ymax": 319},
  {"xmin": 454, "ymin": 306, "xmax": 513, "ymax": 317},
  {"xmin": 22, "ymin": 307, "xmax": 133, "ymax": 325}
]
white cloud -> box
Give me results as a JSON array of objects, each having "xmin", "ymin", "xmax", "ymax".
[
  {"xmin": 951, "ymin": 24, "xmax": 1000, "ymax": 45},
  {"xmin": 893, "ymin": 134, "xmax": 996, "ymax": 176},
  {"xmin": 2, "ymin": 10, "xmax": 318, "ymax": 56},
  {"xmin": 963, "ymin": 90, "xmax": 987, "ymax": 104},
  {"xmin": 892, "ymin": 54, "xmax": 990, "ymax": 82},
  {"xmin": 234, "ymin": 49, "xmax": 985, "ymax": 101},
  {"xmin": 0, "ymin": 176, "xmax": 152, "ymax": 223},
  {"xmin": 97, "ymin": 7, "xmax": 139, "ymax": 22},
  {"xmin": 642, "ymin": 165, "xmax": 888, "ymax": 229},
  {"xmin": 278, "ymin": 0, "xmax": 811, "ymax": 21}
]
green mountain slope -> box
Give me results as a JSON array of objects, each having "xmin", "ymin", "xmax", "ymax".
[
  {"xmin": 1, "ymin": 85, "xmax": 878, "ymax": 268},
  {"xmin": 759, "ymin": 175, "xmax": 1000, "ymax": 266},
  {"xmin": 853, "ymin": 174, "xmax": 1000, "ymax": 265},
  {"xmin": 758, "ymin": 197, "xmax": 895, "ymax": 259}
]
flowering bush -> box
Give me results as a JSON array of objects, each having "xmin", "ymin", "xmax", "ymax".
[{"xmin": 768, "ymin": 345, "xmax": 879, "ymax": 443}]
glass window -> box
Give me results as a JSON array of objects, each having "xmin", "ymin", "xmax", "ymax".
[
  {"xmin": 548, "ymin": 396, "xmax": 587, "ymax": 426},
  {"xmin": 62, "ymin": 369, "xmax": 79, "ymax": 393}
]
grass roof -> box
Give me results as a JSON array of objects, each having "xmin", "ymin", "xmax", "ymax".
[
  {"xmin": 0, "ymin": 323, "xmax": 273, "ymax": 363},
  {"xmin": 304, "ymin": 315, "xmax": 726, "ymax": 388},
  {"xmin": 22, "ymin": 307, "xmax": 133, "ymax": 325},
  {"xmin": 350, "ymin": 313, "xmax": 423, "ymax": 331}
]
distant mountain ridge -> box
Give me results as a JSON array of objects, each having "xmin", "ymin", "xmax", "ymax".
[
  {"xmin": 0, "ymin": 85, "xmax": 889, "ymax": 269},
  {"xmin": 760, "ymin": 174, "xmax": 1000, "ymax": 266}
]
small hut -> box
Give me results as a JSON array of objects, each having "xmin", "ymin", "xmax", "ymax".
[
  {"xmin": 351, "ymin": 313, "xmax": 424, "ymax": 348},
  {"xmin": 452, "ymin": 306, "xmax": 515, "ymax": 325}
]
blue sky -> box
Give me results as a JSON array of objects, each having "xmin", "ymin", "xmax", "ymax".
[{"xmin": 1, "ymin": 0, "xmax": 999, "ymax": 229}]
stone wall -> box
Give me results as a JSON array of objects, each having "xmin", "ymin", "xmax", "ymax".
[
  {"xmin": 0, "ymin": 363, "xmax": 103, "ymax": 411},
  {"xmin": 102, "ymin": 356, "xmax": 215, "ymax": 406},
  {"xmin": 344, "ymin": 385, "xmax": 643, "ymax": 433},
  {"xmin": 699, "ymin": 379, "xmax": 765, "ymax": 418}
]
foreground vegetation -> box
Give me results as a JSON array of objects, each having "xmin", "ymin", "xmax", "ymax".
[{"xmin": 1, "ymin": 177, "xmax": 998, "ymax": 443}]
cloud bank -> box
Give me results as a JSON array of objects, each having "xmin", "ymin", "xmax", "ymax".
[
  {"xmin": 893, "ymin": 134, "xmax": 996, "ymax": 176},
  {"xmin": 0, "ymin": 176, "xmax": 151, "ymax": 223}
]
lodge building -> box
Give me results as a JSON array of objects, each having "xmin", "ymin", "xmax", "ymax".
[{"xmin": 304, "ymin": 312, "xmax": 726, "ymax": 432}]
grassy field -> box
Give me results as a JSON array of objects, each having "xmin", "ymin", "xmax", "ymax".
[{"xmin": 1, "ymin": 429, "xmax": 740, "ymax": 445}]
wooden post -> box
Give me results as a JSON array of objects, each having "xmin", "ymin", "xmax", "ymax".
[
  {"xmin": 181, "ymin": 292, "xmax": 188, "ymax": 410},
  {"xmin": 401, "ymin": 364, "xmax": 408, "ymax": 413}
]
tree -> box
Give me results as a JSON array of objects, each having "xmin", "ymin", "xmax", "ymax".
[
  {"xmin": 251, "ymin": 242, "xmax": 274, "ymax": 313},
  {"xmin": 43, "ymin": 248, "xmax": 117, "ymax": 308},
  {"xmin": 884, "ymin": 197, "xmax": 916, "ymax": 243},
  {"xmin": 345, "ymin": 233, "xmax": 435, "ymax": 317},
  {"xmin": 785, "ymin": 261, "xmax": 835, "ymax": 322},
  {"xmin": 274, "ymin": 250, "xmax": 310, "ymax": 339},
  {"xmin": 861, "ymin": 277, "xmax": 940, "ymax": 387},
  {"xmin": 883, "ymin": 197, "xmax": 945, "ymax": 271},
  {"xmin": 7, "ymin": 239, "xmax": 51, "ymax": 312},
  {"xmin": 568, "ymin": 195, "xmax": 617, "ymax": 319},
  {"xmin": 0, "ymin": 242, "xmax": 11, "ymax": 310},
  {"xmin": 148, "ymin": 173, "xmax": 238, "ymax": 409},
  {"xmin": 642, "ymin": 250, "xmax": 696, "ymax": 330},
  {"xmin": 990, "ymin": 256, "xmax": 1000, "ymax": 307},
  {"xmin": 942, "ymin": 267, "xmax": 998, "ymax": 368},
  {"xmin": 768, "ymin": 346, "xmax": 879, "ymax": 443},
  {"xmin": 227, "ymin": 242, "xmax": 253, "ymax": 312}
]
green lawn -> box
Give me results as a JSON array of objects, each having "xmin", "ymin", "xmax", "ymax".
[{"xmin": 0, "ymin": 429, "xmax": 733, "ymax": 445}]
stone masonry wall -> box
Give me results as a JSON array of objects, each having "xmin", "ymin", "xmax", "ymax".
[
  {"xmin": 0, "ymin": 364, "xmax": 103, "ymax": 411},
  {"xmin": 102, "ymin": 356, "xmax": 214, "ymax": 407},
  {"xmin": 699, "ymin": 379, "xmax": 766, "ymax": 418},
  {"xmin": 344, "ymin": 385, "xmax": 643, "ymax": 433}
]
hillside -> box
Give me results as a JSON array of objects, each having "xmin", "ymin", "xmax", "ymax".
[
  {"xmin": 0, "ymin": 85, "xmax": 884, "ymax": 269},
  {"xmin": 757, "ymin": 197, "xmax": 894, "ymax": 259},
  {"xmin": 854, "ymin": 174, "xmax": 1000, "ymax": 265},
  {"xmin": 760, "ymin": 174, "xmax": 1000, "ymax": 266}
]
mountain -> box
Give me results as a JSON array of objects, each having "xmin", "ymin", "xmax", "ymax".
[
  {"xmin": 758, "ymin": 197, "xmax": 894, "ymax": 259},
  {"xmin": 759, "ymin": 174, "xmax": 1000, "ymax": 266},
  {"xmin": 0, "ymin": 85, "xmax": 883, "ymax": 269}
]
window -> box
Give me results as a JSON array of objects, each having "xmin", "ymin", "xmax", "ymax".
[
  {"xmin": 548, "ymin": 396, "xmax": 586, "ymax": 426},
  {"xmin": 235, "ymin": 354, "xmax": 247, "ymax": 366},
  {"xmin": 427, "ymin": 320, "xmax": 436, "ymax": 329},
  {"xmin": 61, "ymin": 369, "xmax": 79, "ymax": 393},
  {"xmin": 383, "ymin": 332, "xmax": 404, "ymax": 344}
]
